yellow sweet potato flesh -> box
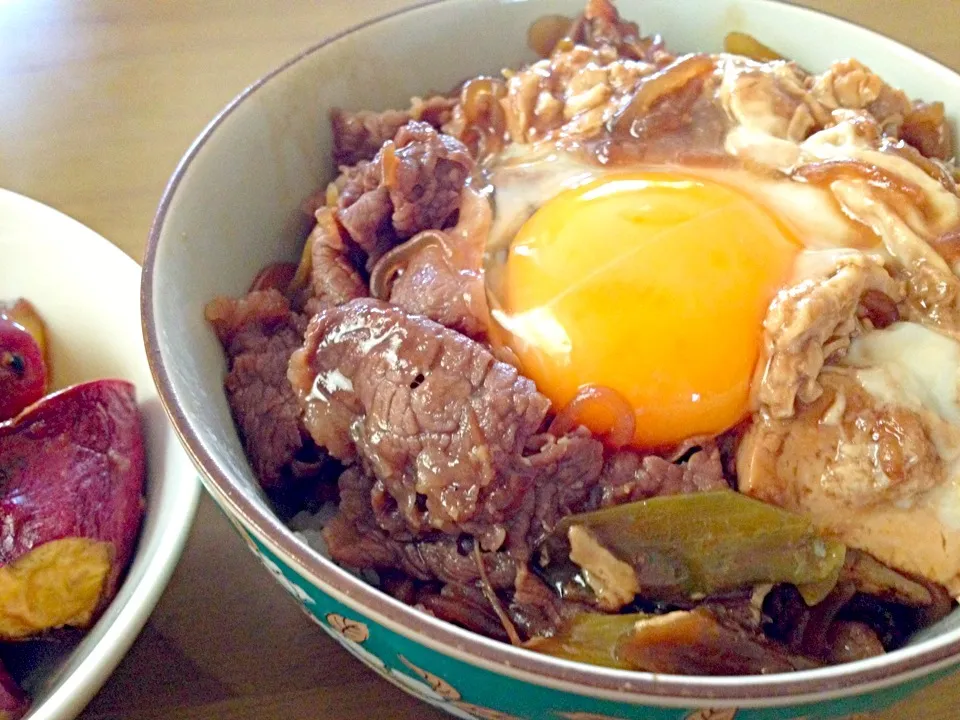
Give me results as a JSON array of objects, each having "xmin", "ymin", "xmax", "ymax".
[{"xmin": 0, "ymin": 538, "xmax": 113, "ymax": 640}]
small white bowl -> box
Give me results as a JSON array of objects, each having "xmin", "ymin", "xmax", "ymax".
[{"xmin": 0, "ymin": 188, "xmax": 200, "ymax": 720}]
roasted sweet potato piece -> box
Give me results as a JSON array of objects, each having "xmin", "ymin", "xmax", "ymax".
[
  {"xmin": 0, "ymin": 538, "xmax": 113, "ymax": 640},
  {"xmin": 0, "ymin": 300, "xmax": 48, "ymax": 369},
  {"xmin": 0, "ymin": 379, "xmax": 145, "ymax": 639},
  {"xmin": 0, "ymin": 660, "xmax": 27, "ymax": 720},
  {"xmin": 0, "ymin": 314, "xmax": 46, "ymax": 422}
]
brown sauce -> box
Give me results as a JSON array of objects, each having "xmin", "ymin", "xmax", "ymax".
[
  {"xmin": 792, "ymin": 159, "xmax": 930, "ymax": 211},
  {"xmin": 549, "ymin": 384, "xmax": 636, "ymax": 449}
]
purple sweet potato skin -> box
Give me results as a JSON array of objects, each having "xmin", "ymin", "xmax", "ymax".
[
  {"xmin": 0, "ymin": 658, "xmax": 27, "ymax": 719},
  {"xmin": 0, "ymin": 379, "xmax": 145, "ymax": 598}
]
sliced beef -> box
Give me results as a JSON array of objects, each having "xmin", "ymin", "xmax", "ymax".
[
  {"xmin": 303, "ymin": 120, "xmax": 474, "ymax": 313},
  {"xmin": 333, "ymin": 109, "xmax": 410, "ymax": 168},
  {"xmin": 207, "ymin": 288, "xmax": 291, "ymax": 345},
  {"xmin": 306, "ymin": 206, "xmax": 368, "ymax": 309},
  {"xmin": 761, "ymin": 582, "xmax": 888, "ymax": 660},
  {"xmin": 333, "ymin": 159, "xmax": 380, "ymax": 209},
  {"xmin": 382, "ymin": 186, "xmax": 492, "ymax": 338},
  {"xmin": 901, "ymin": 101, "xmax": 954, "ymax": 160},
  {"xmin": 386, "ymin": 242, "xmax": 486, "ymax": 335},
  {"xmin": 289, "ymin": 298, "xmax": 604, "ymax": 550},
  {"xmin": 225, "ymin": 329, "xmax": 305, "ymax": 488},
  {"xmin": 573, "ymin": 0, "xmax": 670, "ymax": 63},
  {"xmin": 334, "ymin": 162, "xmax": 393, "ymax": 264},
  {"xmin": 418, "ymin": 583, "xmax": 513, "ymax": 642},
  {"xmin": 596, "ymin": 443, "xmax": 728, "ymax": 508},
  {"xmin": 335, "ymin": 121, "xmax": 474, "ymax": 267},
  {"xmin": 508, "ymin": 564, "xmax": 573, "ymax": 638},
  {"xmin": 386, "ymin": 122, "xmax": 474, "ymax": 237},
  {"xmin": 332, "ymin": 95, "xmax": 457, "ymax": 166},
  {"xmin": 205, "ymin": 290, "xmax": 307, "ymax": 488},
  {"xmin": 323, "ymin": 468, "xmax": 517, "ymax": 587},
  {"xmin": 417, "ymin": 565, "xmax": 570, "ymax": 642},
  {"xmin": 441, "ymin": 77, "xmax": 510, "ymax": 160},
  {"xmin": 325, "ymin": 466, "xmax": 576, "ymax": 642},
  {"xmin": 525, "ymin": 429, "xmax": 605, "ymax": 545},
  {"xmin": 291, "ymin": 298, "xmax": 543, "ymax": 540},
  {"xmin": 322, "ymin": 511, "xmax": 518, "ymax": 588}
]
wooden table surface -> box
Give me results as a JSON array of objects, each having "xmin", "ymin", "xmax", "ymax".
[{"xmin": 1, "ymin": 1, "xmax": 959, "ymax": 718}]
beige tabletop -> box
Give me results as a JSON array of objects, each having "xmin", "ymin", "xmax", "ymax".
[{"xmin": 1, "ymin": 1, "xmax": 958, "ymax": 718}]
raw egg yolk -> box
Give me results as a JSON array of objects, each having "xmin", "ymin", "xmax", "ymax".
[{"xmin": 498, "ymin": 171, "xmax": 800, "ymax": 449}]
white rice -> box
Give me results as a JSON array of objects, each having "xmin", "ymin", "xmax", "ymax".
[{"xmin": 290, "ymin": 502, "xmax": 380, "ymax": 586}]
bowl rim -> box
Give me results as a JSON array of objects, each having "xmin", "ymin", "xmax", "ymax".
[{"xmin": 142, "ymin": 0, "xmax": 960, "ymax": 706}]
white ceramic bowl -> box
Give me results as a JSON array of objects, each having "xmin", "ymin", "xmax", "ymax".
[
  {"xmin": 144, "ymin": 2, "xmax": 960, "ymax": 718},
  {"xmin": 0, "ymin": 188, "xmax": 200, "ymax": 720}
]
